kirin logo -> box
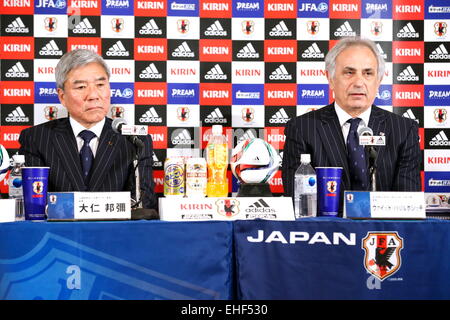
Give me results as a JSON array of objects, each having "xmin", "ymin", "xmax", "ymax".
[{"xmin": 362, "ymin": 232, "xmax": 403, "ymax": 281}]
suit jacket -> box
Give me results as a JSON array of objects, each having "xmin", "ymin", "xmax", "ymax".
[
  {"xmin": 19, "ymin": 117, "xmax": 157, "ymax": 209},
  {"xmin": 282, "ymin": 104, "xmax": 421, "ymax": 213}
]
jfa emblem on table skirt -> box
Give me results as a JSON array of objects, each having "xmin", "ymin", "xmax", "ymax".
[{"xmin": 362, "ymin": 232, "xmax": 403, "ymax": 281}]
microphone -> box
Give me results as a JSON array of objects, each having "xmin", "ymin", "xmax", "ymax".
[
  {"xmin": 112, "ymin": 118, "xmax": 145, "ymax": 149},
  {"xmin": 357, "ymin": 126, "xmax": 373, "ymax": 137},
  {"xmin": 112, "ymin": 118, "xmax": 145, "ymax": 210},
  {"xmin": 357, "ymin": 126, "xmax": 377, "ymax": 191},
  {"xmin": 112, "ymin": 117, "xmax": 127, "ymax": 134}
]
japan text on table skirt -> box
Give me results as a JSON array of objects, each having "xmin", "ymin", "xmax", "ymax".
[
  {"xmin": 234, "ymin": 218, "xmax": 450, "ymax": 300},
  {"xmin": 0, "ymin": 220, "xmax": 234, "ymax": 300}
]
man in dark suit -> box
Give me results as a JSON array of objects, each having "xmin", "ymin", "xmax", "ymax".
[
  {"xmin": 282, "ymin": 37, "xmax": 421, "ymax": 213},
  {"xmin": 19, "ymin": 49, "xmax": 157, "ymax": 209}
]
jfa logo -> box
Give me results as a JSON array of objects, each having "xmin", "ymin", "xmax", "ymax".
[
  {"xmin": 216, "ymin": 199, "xmax": 239, "ymax": 217},
  {"xmin": 362, "ymin": 232, "xmax": 403, "ymax": 281}
]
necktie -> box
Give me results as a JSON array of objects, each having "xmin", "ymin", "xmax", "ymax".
[
  {"xmin": 79, "ymin": 130, "xmax": 96, "ymax": 183},
  {"xmin": 346, "ymin": 118, "xmax": 368, "ymax": 190}
]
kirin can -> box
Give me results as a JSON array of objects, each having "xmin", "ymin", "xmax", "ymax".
[
  {"xmin": 185, "ymin": 157, "xmax": 207, "ymax": 197},
  {"xmin": 164, "ymin": 157, "xmax": 185, "ymax": 196}
]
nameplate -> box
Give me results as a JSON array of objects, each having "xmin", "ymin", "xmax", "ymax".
[
  {"xmin": 0, "ymin": 199, "xmax": 16, "ymax": 223},
  {"xmin": 344, "ymin": 191, "xmax": 426, "ymax": 219},
  {"xmin": 47, "ymin": 192, "xmax": 131, "ymax": 221},
  {"xmin": 159, "ymin": 197, "xmax": 295, "ymax": 221}
]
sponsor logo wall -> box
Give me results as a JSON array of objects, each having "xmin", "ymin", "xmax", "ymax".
[{"xmin": 0, "ymin": 0, "xmax": 449, "ymax": 196}]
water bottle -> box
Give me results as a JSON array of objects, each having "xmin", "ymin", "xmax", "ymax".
[
  {"xmin": 294, "ymin": 154, "xmax": 317, "ymax": 218},
  {"xmin": 206, "ymin": 125, "xmax": 228, "ymax": 197},
  {"xmin": 9, "ymin": 154, "xmax": 25, "ymax": 221}
]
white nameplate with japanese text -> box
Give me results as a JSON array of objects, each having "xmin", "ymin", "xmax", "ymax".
[
  {"xmin": 47, "ymin": 192, "xmax": 131, "ymax": 221},
  {"xmin": 159, "ymin": 197, "xmax": 295, "ymax": 221},
  {"xmin": 344, "ymin": 191, "xmax": 426, "ymax": 219}
]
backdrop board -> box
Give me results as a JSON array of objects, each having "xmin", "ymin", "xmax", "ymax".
[
  {"xmin": 1, "ymin": 0, "xmax": 450, "ymax": 198},
  {"xmin": 234, "ymin": 218, "xmax": 450, "ymax": 300},
  {"xmin": 0, "ymin": 220, "xmax": 234, "ymax": 300}
]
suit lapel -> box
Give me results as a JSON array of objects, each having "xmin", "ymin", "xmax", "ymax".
[
  {"xmin": 89, "ymin": 120, "xmax": 120, "ymax": 191},
  {"xmin": 316, "ymin": 105, "xmax": 351, "ymax": 189},
  {"xmin": 52, "ymin": 118, "xmax": 86, "ymax": 190}
]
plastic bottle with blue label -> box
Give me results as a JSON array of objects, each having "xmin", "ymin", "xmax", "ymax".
[
  {"xmin": 8, "ymin": 154, "xmax": 25, "ymax": 221},
  {"xmin": 294, "ymin": 154, "xmax": 317, "ymax": 219}
]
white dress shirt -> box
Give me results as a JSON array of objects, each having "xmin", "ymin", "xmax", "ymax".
[
  {"xmin": 334, "ymin": 103, "xmax": 372, "ymax": 143},
  {"xmin": 70, "ymin": 117, "xmax": 105, "ymax": 157}
]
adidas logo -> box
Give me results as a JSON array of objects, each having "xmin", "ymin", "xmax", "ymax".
[
  {"xmin": 205, "ymin": 64, "xmax": 227, "ymax": 80},
  {"xmin": 6, "ymin": 17, "xmax": 29, "ymax": 33},
  {"xmin": 139, "ymin": 19, "xmax": 162, "ymax": 35},
  {"xmin": 334, "ymin": 21, "xmax": 356, "ymax": 37},
  {"xmin": 397, "ymin": 22, "xmax": 419, "ymax": 38},
  {"xmin": 152, "ymin": 151, "xmax": 163, "ymax": 167},
  {"xmin": 301, "ymin": 42, "xmax": 324, "ymax": 59},
  {"xmin": 269, "ymin": 64, "xmax": 292, "ymax": 80},
  {"xmin": 139, "ymin": 107, "xmax": 163, "ymax": 123},
  {"xmin": 172, "ymin": 129, "xmax": 194, "ymax": 145},
  {"xmin": 204, "ymin": 107, "xmax": 227, "ymax": 124},
  {"xmin": 246, "ymin": 198, "xmax": 275, "ymax": 213},
  {"xmin": 106, "ymin": 40, "xmax": 130, "ymax": 57},
  {"xmin": 269, "ymin": 20, "xmax": 292, "ymax": 37},
  {"xmin": 205, "ymin": 20, "xmax": 227, "ymax": 36},
  {"xmin": 237, "ymin": 42, "xmax": 259, "ymax": 59},
  {"xmin": 402, "ymin": 108, "xmax": 419, "ymax": 123},
  {"xmin": 72, "ymin": 17, "xmax": 96, "ymax": 34},
  {"xmin": 172, "ymin": 41, "xmax": 195, "ymax": 58},
  {"xmin": 237, "ymin": 129, "xmax": 257, "ymax": 143},
  {"xmin": 139, "ymin": 63, "xmax": 163, "ymax": 79},
  {"xmin": 5, "ymin": 62, "xmax": 29, "ymax": 78},
  {"xmin": 430, "ymin": 130, "xmax": 450, "ymax": 146},
  {"xmin": 397, "ymin": 65, "xmax": 419, "ymax": 81},
  {"xmin": 39, "ymin": 40, "xmax": 63, "ymax": 56},
  {"xmin": 429, "ymin": 44, "xmax": 450, "ymax": 60},
  {"xmin": 5, "ymin": 106, "xmax": 29, "ymax": 122},
  {"xmin": 376, "ymin": 43, "xmax": 387, "ymax": 60},
  {"xmin": 269, "ymin": 108, "xmax": 290, "ymax": 124}
]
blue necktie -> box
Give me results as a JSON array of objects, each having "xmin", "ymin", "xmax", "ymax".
[
  {"xmin": 346, "ymin": 118, "xmax": 368, "ymax": 190},
  {"xmin": 79, "ymin": 130, "xmax": 96, "ymax": 183}
]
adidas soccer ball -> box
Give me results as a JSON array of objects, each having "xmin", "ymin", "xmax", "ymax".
[
  {"xmin": 0, "ymin": 145, "xmax": 11, "ymax": 182},
  {"xmin": 231, "ymin": 138, "xmax": 281, "ymax": 184}
]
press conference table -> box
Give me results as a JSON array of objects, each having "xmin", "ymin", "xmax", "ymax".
[{"xmin": 1, "ymin": 218, "xmax": 449, "ymax": 300}]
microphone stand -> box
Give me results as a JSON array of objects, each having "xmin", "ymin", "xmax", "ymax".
[
  {"xmin": 367, "ymin": 146, "xmax": 378, "ymax": 192},
  {"xmin": 129, "ymin": 136, "xmax": 159, "ymax": 220}
]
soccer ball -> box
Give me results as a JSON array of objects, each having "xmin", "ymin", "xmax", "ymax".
[
  {"xmin": 0, "ymin": 145, "xmax": 11, "ymax": 182},
  {"xmin": 231, "ymin": 138, "xmax": 281, "ymax": 184}
]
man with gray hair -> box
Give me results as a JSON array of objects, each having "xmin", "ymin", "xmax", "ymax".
[
  {"xmin": 19, "ymin": 49, "xmax": 157, "ymax": 210},
  {"xmin": 282, "ymin": 37, "xmax": 421, "ymax": 215}
]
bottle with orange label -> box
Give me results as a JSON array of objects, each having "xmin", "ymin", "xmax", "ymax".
[{"xmin": 206, "ymin": 125, "xmax": 228, "ymax": 197}]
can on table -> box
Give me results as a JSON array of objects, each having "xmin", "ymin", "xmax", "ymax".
[
  {"xmin": 164, "ymin": 157, "xmax": 185, "ymax": 197},
  {"xmin": 186, "ymin": 157, "xmax": 207, "ymax": 197}
]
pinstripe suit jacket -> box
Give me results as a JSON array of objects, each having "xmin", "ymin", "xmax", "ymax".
[
  {"xmin": 18, "ymin": 117, "xmax": 157, "ymax": 209},
  {"xmin": 282, "ymin": 104, "xmax": 421, "ymax": 212}
]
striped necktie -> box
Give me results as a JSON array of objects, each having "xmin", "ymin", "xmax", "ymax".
[
  {"xmin": 79, "ymin": 130, "xmax": 96, "ymax": 184},
  {"xmin": 346, "ymin": 118, "xmax": 368, "ymax": 190}
]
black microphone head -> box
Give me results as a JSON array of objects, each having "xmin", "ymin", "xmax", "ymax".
[
  {"xmin": 357, "ymin": 126, "xmax": 373, "ymax": 137},
  {"xmin": 112, "ymin": 117, "xmax": 127, "ymax": 134}
]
